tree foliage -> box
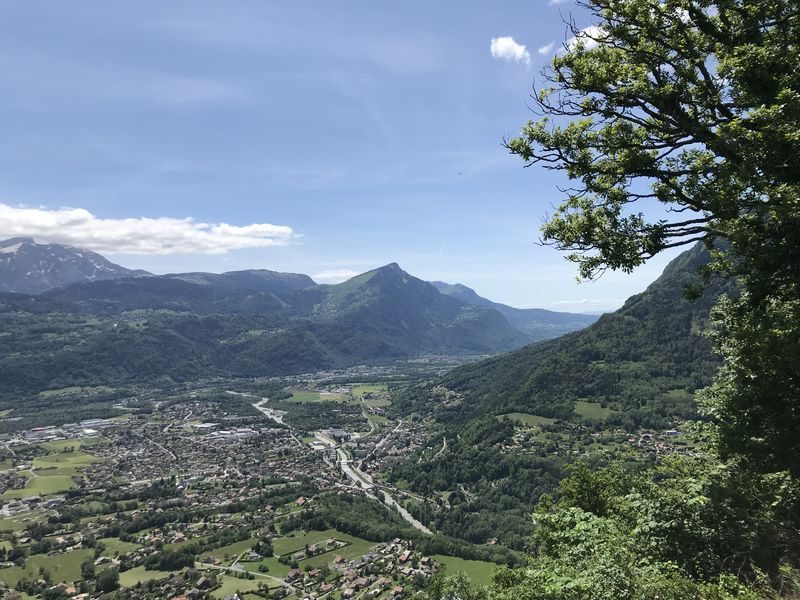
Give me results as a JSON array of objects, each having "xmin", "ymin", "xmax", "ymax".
[
  {"xmin": 509, "ymin": 0, "xmax": 799, "ymax": 280},
  {"xmin": 489, "ymin": 458, "xmax": 800, "ymax": 598},
  {"xmin": 508, "ymin": 0, "xmax": 800, "ymax": 473},
  {"xmin": 485, "ymin": 0, "xmax": 800, "ymax": 596}
]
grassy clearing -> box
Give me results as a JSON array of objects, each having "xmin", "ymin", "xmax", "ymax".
[
  {"xmin": 574, "ymin": 401, "xmax": 615, "ymax": 420},
  {"xmin": 288, "ymin": 389, "xmax": 349, "ymax": 403},
  {"xmin": 301, "ymin": 533, "xmax": 375, "ymax": 568},
  {"xmin": 200, "ymin": 537, "xmax": 258, "ymax": 564},
  {"xmin": 240, "ymin": 555, "xmax": 291, "ymax": 578},
  {"xmin": 432, "ymin": 555, "xmax": 499, "ymax": 587},
  {"xmin": 272, "ymin": 529, "xmax": 376, "ymax": 569},
  {"xmin": 210, "ymin": 574, "xmax": 264, "ymax": 598},
  {"xmin": 351, "ymin": 384, "xmax": 386, "ymax": 396},
  {"xmin": 497, "ymin": 413, "xmax": 556, "ymax": 427},
  {"xmin": 0, "ymin": 473, "xmax": 75, "ymax": 499},
  {"xmin": 0, "ymin": 548, "xmax": 93, "ymax": 586},
  {"xmin": 164, "ymin": 534, "xmax": 211, "ymax": 550},
  {"xmin": 99, "ymin": 536, "xmax": 142, "ymax": 557},
  {"xmin": 33, "ymin": 450, "xmax": 100, "ymax": 476},
  {"xmin": 119, "ymin": 566, "xmax": 180, "ymax": 587},
  {"xmin": 1, "ymin": 440, "xmax": 101, "ymax": 499},
  {"xmin": 0, "ymin": 514, "xmax": 42, "ymax": 532},
  {"xmin": 38, "ymin": 386, "xmax": 115, "ymax": 398},
  {"xmin": 272, "ymin": 530, "xmax": 340, "ymax": 556},
  {"xmin": 37, "ymin": 438, "xmax": 89, "ymax": 453},
  {"xmin": 368, "ymin": 414, "xmax": 390, "ymax": 425}
]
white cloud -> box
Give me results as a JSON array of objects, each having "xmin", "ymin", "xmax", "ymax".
[
  {"xmin": 548, "ymin": 0, "xmax": 570, "ymax": 5},
  {"xmin": 312, "ymin": 269, "xmax": 360, "ymax": 283},
  {"xmin": 538, "ymin": 42, "xmax": 556, "ymax": 55},
  {"xmin": 489, "ymin": 36, "xmax": 531, "ymax": 65},
  {"xmin": 566, "ymin": 25, "xmax": 606, "ymax": 52},
  {"xmin": 0, "ymin": 203, "xmax": 295, "ymax": 255}
]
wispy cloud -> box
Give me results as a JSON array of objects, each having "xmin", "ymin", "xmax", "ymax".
[
  {"xmin": 489, "ymin": 36, "xmax": 531, "ymax": 65},
  {"xmin": 566, "ymin": 25, "xmax": 605, "ymax": 52},
  {"xmin": 548, "ymin": 0, "xmax": 571, "ymax": 5},
  {"xmin": 312, "ymin": 269, "xmax": 360, "ymax": 283},
  {"xmin": 0, "ymin": 204, "xmax": 296, "ymax": 255},
  {"xmin": 538, "ymin": 42, "xmax": 556, "ymax": 55}
]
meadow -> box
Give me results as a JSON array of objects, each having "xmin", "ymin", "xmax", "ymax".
[
  {"xmin": 496, "ymin": 412, "xmax": 556, "ymax": 427},
  {"xmin": 573, "ymin": 400, "xmax": 615, "ymax": 420},
  {"xmin": 432, "ymin": 554, "xmax": 498, "ymax": 587}
]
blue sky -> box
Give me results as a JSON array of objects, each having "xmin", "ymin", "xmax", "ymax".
[{"xmin": 0, "ymin": 1, "xmax": 683, "ymax": 312}]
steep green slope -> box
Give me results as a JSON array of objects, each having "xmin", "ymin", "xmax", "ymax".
[
  {"xmin": 311, "ymin": 264, "xmax": 529, "ymax": 355},
  {"xmin": 397, "ymin": 245, "xmax": 736, "ymax": 429},
  {"xmin": 431, "ymin": 281, "xmax": 599, "ymax": 340}
]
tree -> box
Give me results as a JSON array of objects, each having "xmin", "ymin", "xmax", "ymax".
[
  {"xmin": 96, "ymin": 567, "xmax": 120, "ymax": 593},
  {"xmin": 425, "ymin": 571, "xmax": 486, "ymax": 600},
  {"xmin": 507, "ymin": 0, "xmax": 800, "ymax": 474},
  {"xmin": 81, "ymin": 556, "xmax": 96, "ymax": 580}
]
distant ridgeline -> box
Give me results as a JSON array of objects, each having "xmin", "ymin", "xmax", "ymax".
[
  {"xmin": 0, "ymin": 240, "xmax": 596, "ymax": 399},
  {"xmin": 394, "ymin": 244, "xmax": 738, "ymax": 430}
]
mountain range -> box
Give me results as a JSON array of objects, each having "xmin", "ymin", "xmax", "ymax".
[
  {"xmin": 0, "ymin": 237, "xmax": 149, "ymax": 294},
  {"xmin": 0, "ymin": 238, "xmax": 598, "ymax": 398}
]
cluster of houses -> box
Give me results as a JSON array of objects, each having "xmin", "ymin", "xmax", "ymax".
[
  {"xmin": 281, "ymin": 538, "xmax": 439, "ymax": 599},
  {"xmin": 627, "ymin": 428, "xmax": 688, "ymax": 454}
]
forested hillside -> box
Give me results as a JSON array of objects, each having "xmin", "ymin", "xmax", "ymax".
[
  {"xmin": 431, "ymin": 280, "xmax": 599, "ymax": 340},
  {"xmin": 398, "ymin": 245, "xmax": 735, "ymax": 429},
  {"xmin": 0, "ymin": 263, "xmax": 530, "ymax": 398}
]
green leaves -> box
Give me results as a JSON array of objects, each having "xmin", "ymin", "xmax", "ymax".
[
  {"xmin": 493, "ymin": 1, "xmax": 800, "ymax": 595},
  {"xmin": 508, "ymin": 0, "xmax": 800, "ymax": 281}
]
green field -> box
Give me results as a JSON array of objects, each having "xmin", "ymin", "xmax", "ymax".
[
  {"xmin": 99, "ymin": 536, "xmax": 142, "ymax": 557},
  {"xmin": 200, "ymin": 537, "xmax": 258, "ymax": 564},
  {"xmin": 574, "ymin": 401, "xmax": 615, "ymax": 420},
  {"xmin": 351, "ymin": 384, "xmax": 385, "ymax": 396},
  {"xmin": 118, "ymin": 566, "xmax": 180, "ymax": 587},
  {"xmin": 353, "ymin": 384, "xmax": 392, "ymax": 407},
  {"xmin": 272, "ymin": 529, "xmax": 376, "ymax": 569},
  {"xmin": 33, "ymin": 450, "xmax": 100, "ymax": 476},
  {"xmin": 37, "ymin": 438, "xmax": 92, "ymax": 453},
  {"xmin": 240, "ymin": 555, "xmax": 291, "ymax": 578},
  {"xmin": 38, "ymin": 386, "xmax": 115, "ymax": 398},
  {"xmin": 0, "ymin": 548, "xmax": 93, "ymax": 586},
  {"xmin": 497, "ymin": 412, "xmax": 556, "ymax": 427},
  {"xmin": 164, "ymin": 534, "xmax": 211, "ymax": 550},
  {"xmin": 0, "ymin": 440, "xmax": 100, "ymax": 499},
  {"xmin": 0, "ymin": 472, "xmax": 75, "ymax": 499},
  {"xmin": 368, "ymin": 414, "xmax": 390, "ymax": 425},
  {"xmin": 432, "ymin": 555, "xmax": 499, "ymax": 587},
  {"xmin": 287, "ymin": 389, "xmax": 349, "ymax": 403},
  {"xmin": 0, "ymin": 514, "xmax": 43, "ymax": 532},
  {"xmin": 211, "ymin": 573, "xmax": 264, "ymax": 598}
]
